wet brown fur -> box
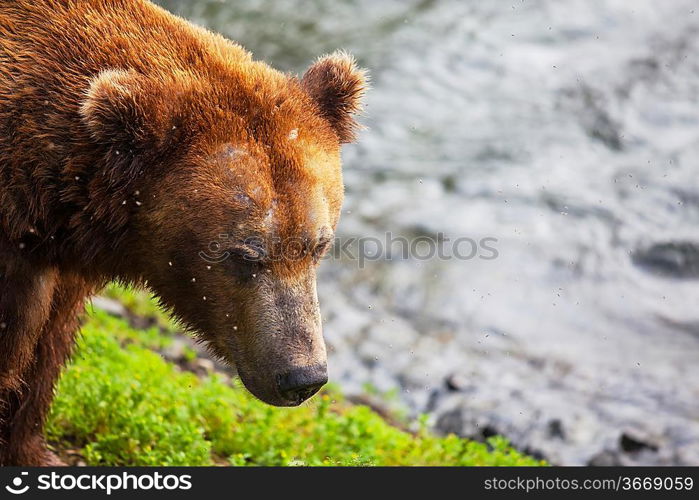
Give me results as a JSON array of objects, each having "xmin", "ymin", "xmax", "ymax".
[{"xmin": 0, "ymin": 0, "xmax": 366, "ymax": 465}]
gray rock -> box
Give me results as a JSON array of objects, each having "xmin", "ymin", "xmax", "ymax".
[
  {"xmin": 632, "ymin": 241, "xmax": 699, "ymax": 279},
  {"xmin": 90, "ymin": 296, "xmax": 127, "ymax": 318}
]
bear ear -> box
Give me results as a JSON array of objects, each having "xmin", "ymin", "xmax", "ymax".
[
  {"xmin": 301, "ymin": 51, "xmax": 368, "ymax": 143},
  {"xmin": 80, "ymin": 69, "xmax": 154, "ymax": 148}
]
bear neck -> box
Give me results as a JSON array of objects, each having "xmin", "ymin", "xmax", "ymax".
[{"xmin": 0, "ymin": 139, "xmax": 150, "ymax": 283}]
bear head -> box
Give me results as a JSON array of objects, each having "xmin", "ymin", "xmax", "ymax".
[{"xmin": 80, "ymin": 51, "xmax": 367, "ymax": 406}]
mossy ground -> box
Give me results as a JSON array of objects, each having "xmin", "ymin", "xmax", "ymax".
[{"xmin": 46, "ymin": 285, "xmax": 544, "ymax": 466}]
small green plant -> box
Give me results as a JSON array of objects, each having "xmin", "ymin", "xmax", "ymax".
[{"xmin": 46, "ymin": 287, "xmax": 544, "ymax": 466}]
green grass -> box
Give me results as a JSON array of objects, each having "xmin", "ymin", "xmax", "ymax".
[{"xmin": 46, "ymin": 286, "xmax": 543, "ymax": 466}]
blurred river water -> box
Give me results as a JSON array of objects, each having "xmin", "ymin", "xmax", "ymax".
[{"xmin": 156, "ymin": 0, "xmax": 699, "ymax": 464}]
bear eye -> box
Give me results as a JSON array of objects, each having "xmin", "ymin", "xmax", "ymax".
[
  {"xmin": 231, "ymin": 242, "xmax": 266, "ymax": 263},
  {"xmin": 312, "ymin": 237, "xmax": 333, "ymax": 263}
]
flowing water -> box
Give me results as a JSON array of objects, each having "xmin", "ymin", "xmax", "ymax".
[{"xmin": 155, "ymin": 0, "xmax": 699, "ymax": 464}]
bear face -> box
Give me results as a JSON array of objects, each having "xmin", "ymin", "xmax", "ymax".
[{"xmin": 80, "ymin": 53, "xmax": 367, "ymax": 406}]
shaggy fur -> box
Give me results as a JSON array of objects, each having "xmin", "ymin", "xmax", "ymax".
[{"xmin": 0, "ymin": 0, "xmax": 366, "ymax": 465}]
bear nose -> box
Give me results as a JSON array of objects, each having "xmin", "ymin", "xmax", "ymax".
[{"xmin": 276, "ymin": 364, "xmax": 328, "ymax": 405}]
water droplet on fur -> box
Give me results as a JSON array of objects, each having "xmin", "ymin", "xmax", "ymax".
[
  {"xmin": 288, "ymin": 128, "xmax": 299, "ymax": 140},
  {"xmin": 206, "ymin": 266, "xmax": 211, "ymax": 270},
  {"xmin": 0, "ymin": 323, "xmax": 6, "ymax": 329},
  {"xmin": 202, "ymin": 296, "xmax": 207, "ymax": 301},
  {"xmin": 233, "ymin": 326, "xmax": 238, "ymax": 331},
  {"xmin": 75, "ymin": 176, "xmax": 80, "ymax": 180},
  {"xmin": 18, "ymin": 243, "xmax": 25, "ymax": 249},
  {"xmin": 168, "ymin": 262, "xmax": 173, "ymax": 267},
  {"xmin": 191, "ymin": 278, "xmax": 196, "ymax": 282},
  {"xmin": 135, "ymin": 201, "xmax": 142, "ymax": 206}
]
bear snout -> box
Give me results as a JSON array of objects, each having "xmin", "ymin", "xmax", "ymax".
[{"xmin": 276, "ymin": 364, "xmax": 328, "ymax": 406}]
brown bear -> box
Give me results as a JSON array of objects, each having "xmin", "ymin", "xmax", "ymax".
[{"xmin": 0, "ymin": 0, "xmax": 366, "ymax": 465}]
